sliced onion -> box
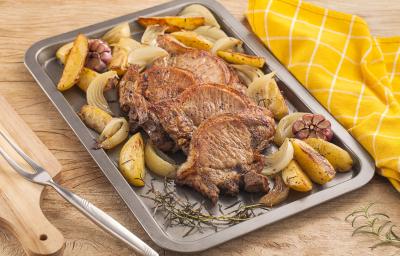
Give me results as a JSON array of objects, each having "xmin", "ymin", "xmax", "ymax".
[
  {"xmin": 102, "ymin": 22, "xmax": 131, "ymax": 44},
  {"xmin": 211, "ymin": 37, "xmax": 242, "ymax": 55},
  {"xmin": 87, "ymin": 70, "xmax": 118, "ymax": 115},
  {"xmin": 127, "ymin": 46, "xmax": 168, "ymax": 70},
  {"xmin": 230, "ymin": 64, "xmax": 264, "ymax": 86},
  {"xmin": 179, "ymin": 4, "xmax": 220, "ymax": 28},
  {"xmin": 111, "ymin": 37, "xmax": 142, "ymax": 52},
  {"xmin": 259, "ymin": 175, "xmax": 289, "ymax": 207},
  {"xmin": 262, "ymin": 139, "xmax": 294, "ymax": 176},
  {"xmin": 141, "ymin": 25, "xmax": 167, "ymax": 46},
  {"xmin": 145, "ymin": 142, "xmax": 178, "ymax": 178},
  {"xmin": 193, "ymin": 26, "xmax": 227, "ymax": 42},
  {"xmin": 97, "ymin": 117, "xmax": 129, "ymax": 149},
  {"xmin": 274, "ymin": 112, "xmax": 307, "ymax": 145}
]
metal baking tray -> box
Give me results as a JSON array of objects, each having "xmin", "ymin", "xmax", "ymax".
[{"xmin": 24, "ymin": 0, "xmax": 375, "ymax": 253}]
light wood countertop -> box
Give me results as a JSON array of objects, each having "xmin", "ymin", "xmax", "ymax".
[{"xmin": 0, "ymin": 0, "xmax": 399, "ymax": 255}]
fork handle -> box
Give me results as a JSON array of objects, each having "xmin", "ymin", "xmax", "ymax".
[{"xmin": 47, "ymin": 180, "xmax": 158, "ymax": 256}]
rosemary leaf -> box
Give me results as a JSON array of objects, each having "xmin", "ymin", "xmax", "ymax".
[
  {"xmin": 351, "ymin": 214, "xmax": 367, "ymax": 227},
  {"xmin": 378, "ymin": 221, "xmax": 392, "ymax": 234},
  {"xmin": 370, "ymin": 212, "xmax": 390, "ymax": 219},
  {"xmin": 352, "ymin": 225, "xmax": 374, "ymax": 236},
  {"xmin": 143, "ymin": 181, "xmax": 269, "ymax": 237},
  {"xmin": 345, "ymin": 210, "xmax": 366, "ymax": 222},
  {"xmin": 390, "ymin": 226, "xmax": 400, "ymax": 240},
  {"xmin": 346, "ymin": 203, "xmax": 400, "ymax": 252},
  {"xmin": 370, "ymin": 241, "xmax": 395, "ymax": 250}
]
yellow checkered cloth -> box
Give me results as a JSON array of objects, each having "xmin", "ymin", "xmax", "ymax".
[{"xmin": 247, "ymin": 0, "xmax": 400, "ymax": 191}]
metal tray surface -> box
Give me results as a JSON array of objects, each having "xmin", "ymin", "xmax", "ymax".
[{"xmin": 24, "ymin": 0, "xmax": 375, "ymax": 253}]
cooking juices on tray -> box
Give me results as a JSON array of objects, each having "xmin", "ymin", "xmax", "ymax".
[{"xmin": 54, "ymin": 3, "xmax": 353, "ymax": 226}]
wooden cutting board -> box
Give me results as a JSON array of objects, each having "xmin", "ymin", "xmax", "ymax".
[{"xmin": 0, "ymin": 96, "xmax": 65, "ymax": 256}]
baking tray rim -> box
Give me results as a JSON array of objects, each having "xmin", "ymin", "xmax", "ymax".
[{"xmin": 24, "ymin": 0, "xmax": 376, "ymax": 253}]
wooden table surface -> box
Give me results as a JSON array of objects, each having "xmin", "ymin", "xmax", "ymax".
[{"xmin": 1, "ymin": 0, "xmax": 399, "ymax": 255}]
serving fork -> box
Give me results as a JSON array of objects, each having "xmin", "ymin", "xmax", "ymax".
[{"xmin": 0, "ymin": 130, "xmax": 158, "ymax": 256}]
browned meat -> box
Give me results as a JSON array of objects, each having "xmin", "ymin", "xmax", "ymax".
[
  {"xmin": 155, "ymin": 35, "xmax": 246, "ymax": 93},
  {"xmin": 119, "ymin": 65, "xmax": 140, "ymax": 114},
  {"xmin": 176, "ymin": 112, "xmax": 275, "ymax": 204},
  {"xmin": 137, "ymin": 65, "xmax": 199, "ymax": 103},
  {"xmin": 151, "ymin": 83, "xmax": 273, "ymax": 152},
  {"xmin": 118, "ymin": 65, "xmax": 180, "ymax": 151},
  {"xmin": 243, "ymin": 171, "xmax": 269, "ymax": 192}
]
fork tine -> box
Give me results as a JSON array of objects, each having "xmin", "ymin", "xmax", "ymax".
[
  {"xmin": 0, "ymin": 144, "xmax": 35, "ymax": 180},
  {"xmin": 0, "ymin": 129, "xmax": 43, "ymax": 173}
]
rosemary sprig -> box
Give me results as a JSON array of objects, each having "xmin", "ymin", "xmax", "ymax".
[
  {"xmin": 345, "ymin": 203, "xmax": 400, "ymax": 251},
  {"xmin": 141, "ymin": 179, "xmax": 269, "ymax": 237}
]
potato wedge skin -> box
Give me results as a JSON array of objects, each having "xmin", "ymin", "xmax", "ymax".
[
  {"xmin": 137, "ymin": 16, "xmax": 205, "ymax": 32},
  {"xmin": 78, "ymin": 105, "xmax": 112, "ymax": 133},
  {"xmin": 282, "ymin": 160, "xmax": 313, "ymax": 192},
  {"xmin": 57, "ymin": 34, "xmax": 88, "ymax": 91},
  {"xmin": 56, "ymin": 42, "xmax": 73, "ymax": 64},
  {"xmin": 304, "ymin": 138, "xmax": 353, "ymax": 172},
  {"xmin": 171, "ymin": 31, "xmax": 213, "ymax": 51},
  {"xmin": 119, "ymin": 133, "xmax": 145, "ymax": 187},
  {"xmin": 77, "ymin": 68, "xmax": 99, "ymax": 92},
  {"xmin": 267, "ymin": 79, "xmax": 289, "ymax": 120},
  {"xmin": 217, "ymin": 50, "xmax": 265, "ymax": 68},
  {"xmin": 291, "ymin": 139, "xmax": 336, "ymax": 185}
]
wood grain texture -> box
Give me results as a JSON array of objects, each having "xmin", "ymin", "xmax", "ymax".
[
  {"xmin": 0, "ymin": 0, "xmax": 399, "ymax": 255},
  {"xmin": 0, "ymin": 97, "xmax": 64, "ymax": 256}
]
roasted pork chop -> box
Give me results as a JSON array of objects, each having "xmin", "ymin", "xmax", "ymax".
[
  {"xmin": 155, "ymin": 35, "xmax": 244, "ymax": 92},
  {"xmin": 176, "ymin": 112, "xmax": 275, "ymax": 204},
  {"xmin": 137, "ymin": 65, "xmax": 199, "ymax": 102},
  {"xmin": 119, "ymin": 64, "xmax": 140, "ymax": 114},
  {"xmin": 119, "ymin": 65, "xmax": 198, "ymax": 151},
  {"xmin": 151, "ymin": 83, "xmax": 273, "ymax": 152}
]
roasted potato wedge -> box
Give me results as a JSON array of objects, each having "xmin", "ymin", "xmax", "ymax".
[
  {"xmin": 291, "ymin": 139, "xmax": 336, "ymax": 185},
  {"xmin": 179, "ymin": 4, "xmax": 220, "ymax": 28},
  {"xmin": 77, "ymin": 68, "xmax": 99, "ymax": 92},
  {"xmin": 57, "ymin": 34, "xmax": 88, "ymax": 91},
  {"xmin": 78, "ymin": 105, "xmax": 112, "ymax": 133},
  {"xmin": 259, "ymin": 175, "xmax": 289, "ymax": 207},
  {"xmin": 217, "ymin": 50, "xmax": 265, "ymax": 68},
  {"xmin": 137, "ymin": 16, "xmax": 205, "ymax": 32},
  {"xmin": 281, "ymin": 160, "xmax": 313, "ymax": 192},
  {"xmin": 171, "ymin": 31, "xmax": 213, "ymax": 51},
  {"xmin": 247, "ymin": 72, "xmax": 289, "ymax": 120},
  {"xmin": 304, "ymin": 138, "xmax": 353, "ymax": 172},
  {"xmin": 56, "ymin": 42, "xmax": 73, "ymax": 64},
  {"xmin": 102, "ymin": 22, "xmax": 131, "ymax": 44},
  {"xmin": 145, "ymin": 142, "xmax": 178, "ymax": 178},
  {"xmin": 119, "ymin": 133, "xmax": 145, "ymax": 187}
]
